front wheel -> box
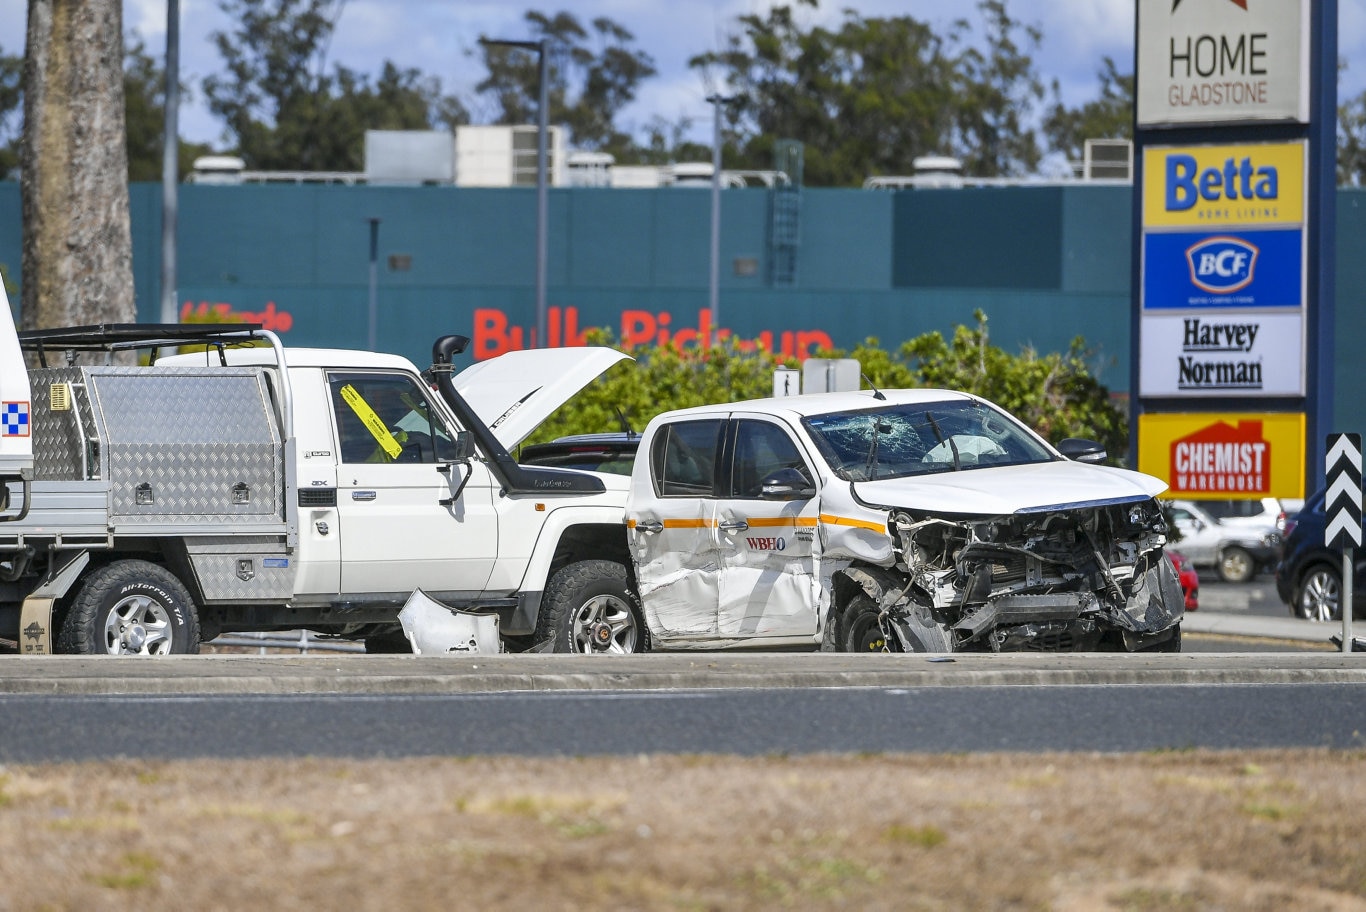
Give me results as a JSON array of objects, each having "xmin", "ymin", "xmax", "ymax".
[
  {"xmin": 837, "ymin": 595, "xmax": 950, "ymax": 653},
  {"xmin": 57, "ymin": 560, "xmax": 200, "ymax": 655},
  {"xmin": 1294, "ymin": 566, "xmax": 1341, "ymax": 622},
  {"xmin": 539, "ymin": 560, "xmax": 649, "ymax": 654},
  {"xmin": 1216, "ymin": 546, "xmax": 1256, "ymax": 583},
  {"xmin": 840, "ymin": 597, "xmax": 900, "ymax": 653}
]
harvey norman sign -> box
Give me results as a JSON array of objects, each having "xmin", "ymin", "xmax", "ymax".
[
  {"xmin": 1139, "ymin": 312, "xmax": 1303, "ymax": 396},
  {"xmin": 1137, "ymin": 0, "xmax": 1310, "ymax": 127}
]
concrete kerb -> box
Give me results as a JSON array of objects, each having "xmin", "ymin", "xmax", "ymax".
[
  {"xmin": 2, "ymin": 651, "xmax": 1365, "ymax": 696},
  {"xmin": 1181, "ymin": 611, "xmax": 1338, "ymax": 643}
]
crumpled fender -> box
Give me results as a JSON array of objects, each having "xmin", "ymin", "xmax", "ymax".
[
  {"xmin": 825, "ymin": 566, "xmax": 948, "ymax": 653},
  {"xmin": 1110, "ymin": 552, "xmax": 1186, "ymax": 633}
]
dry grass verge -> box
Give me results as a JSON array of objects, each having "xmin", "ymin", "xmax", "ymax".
[{"xmin": 2, "ymin": 750, "xmax": 1365, "ymax": 910}]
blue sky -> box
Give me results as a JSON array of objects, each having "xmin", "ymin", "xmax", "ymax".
[{"xmin": 3, "ymin": 0, "xmax": 1364, "ymax": 156}]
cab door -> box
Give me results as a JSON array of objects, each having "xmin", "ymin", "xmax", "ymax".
[
  {"xmin": 714, "ymin": 415, "xmax": 820, "ymax": 640},
  {"xmin": 328, "ymin": 371, "xmax": 498, "ymax": 596},
  {"xmin": 628, "ymin": 418, "xmax": 725, "ymax": 639}
]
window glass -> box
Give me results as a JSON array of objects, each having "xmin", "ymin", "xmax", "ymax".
[
  {"xmin": 650, "ymin": 420, "xmax": 722, "ymax": 497},
  {"xmin": 728, "ymin": 420, "xmax": 811, "ymax": 498},
  {"xmin": 802, "ymin": 399, "xmax": 1054, "ymax": 481},
  {"xmin": 329, "ymin": 372, "xmax": 459, "ymax": 464}
]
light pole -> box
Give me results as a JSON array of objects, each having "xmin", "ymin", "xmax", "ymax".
[
  {"xmin": 480, "ymin": 37, "xmax": 549, "ymax": 348},
  {"xmin": 706, "ymin": 95, "xmax": 736, "ymax": 329},
  {"xmin": 159, "ymin": 0, "xmax": 180, "ymax": 324}
]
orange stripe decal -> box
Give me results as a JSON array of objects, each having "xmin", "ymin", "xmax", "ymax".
[
  {"xmin": 746, "ymin": 516, "xmax": 819, "ymax": 528},
  {"xmin": 819, "ymin": 513, "xmax": 886, "ymax": 533}
]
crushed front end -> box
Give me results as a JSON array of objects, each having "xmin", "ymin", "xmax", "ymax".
[{"xmin": 887, "ymin": 498, "xmax": 1182, "ymax": 652}]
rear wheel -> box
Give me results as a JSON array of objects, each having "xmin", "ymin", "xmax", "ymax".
[
  {"xmin": 1216, "ymin": 546, "xmax": 1256, "ymax": 583},
  {"xmin": 1294, "ymin": 566, "xmax": 1341, "ymax": 622},
  {"xmin": 58, "ymin": 560, "xmax": 200, "ymax": 655},
  {"xmin": 540, "ymin": 560, "xmax": 648, "ymax": 654}
]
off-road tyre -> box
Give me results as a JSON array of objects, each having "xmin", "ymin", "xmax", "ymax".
[
  {"xmin": 1216, "ymin": 546, "xmax": 1256, "ymax": 583},
  {"xmin": 538, "ymin": 559, "xmax": 649, "ymax": 654},
  {"xmin": 57, "ymin": 560, "xmax": 200, "ymax": 655}
]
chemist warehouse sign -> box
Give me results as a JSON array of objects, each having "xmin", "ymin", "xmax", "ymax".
[
  {"xmin": 1138, "ymin": 413, "xmax": 1305, "ymax": 500},
  {"xmin": 1139, "ymin": 141, "xmax": 1307, "ymax": 398}
]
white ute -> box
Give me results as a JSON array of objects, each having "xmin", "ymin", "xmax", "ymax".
[
  {"xmin": 0, "ymin": 284, "xmax": 635, "ymax": 655},
  {"xmin": 619, "ymin": 388, "xmax": 1183, "ymax": 653}
]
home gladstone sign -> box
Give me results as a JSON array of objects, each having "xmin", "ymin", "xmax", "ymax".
[
  {"xmin": 1131, "ymin": 0, "xmax": 1334, "ymax": 500},
  {"xmin": 1136, "ymin": 0, "xmax": 1310, "ymax": 127}
]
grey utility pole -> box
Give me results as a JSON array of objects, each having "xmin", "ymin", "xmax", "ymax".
[
  {"xmin": 705, "ymin": 95, "xmax": 736, "ymax": 329},
  {"xmin": 480, "ymin": 37, "xmax": 550, "ymax": 347},
  {"xmin": 159, "ymin": 0, "xmax": 180, "ymax": 324}
]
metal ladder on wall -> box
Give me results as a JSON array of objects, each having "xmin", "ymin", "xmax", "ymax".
[{"xmin": 770, "ymin": 140, "xmax": 803, "ymax": 287}]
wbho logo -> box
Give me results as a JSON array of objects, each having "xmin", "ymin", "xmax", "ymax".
[{"xmin": 1185, "ymin": 236, "xmax": 1258, "ymax": 293}]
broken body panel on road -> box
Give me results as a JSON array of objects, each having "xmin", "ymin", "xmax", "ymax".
[{"xmin": 626, "ymin": 390, "xmax": 1182, "ymax": 653}]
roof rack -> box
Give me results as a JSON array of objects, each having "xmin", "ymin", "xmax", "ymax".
[{"xmin": 18, "ymin": 323, "xmax": 267, "ymax": 367}]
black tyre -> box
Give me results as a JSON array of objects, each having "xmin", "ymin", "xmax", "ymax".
[
  {"xmin": 539, "ymin": 559, "xmax": 648, "ymax": 654},
  {"xmin": 840, "ymin": 596, "xmax": 899, "ymax": 652},
  {"xmin": 57, "ymin": 560, "xmax": 200, "ymax": 655},
  {"xmin": 1216, "ymin": 546, "xmax": 1256, "ymax": 583},
  {"xmin": 1294, "ymin": 565, "xmax": 1341, "ymax": 622},
  {"xmin": 838, "ymin": 595, "xmax": 950, "ymax": 653},
  {"xmin": 1137, "ymin": 625, "xmax": 1182, "ymax": 653}
]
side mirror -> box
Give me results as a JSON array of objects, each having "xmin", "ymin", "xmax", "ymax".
[
  {"xmin": 451, "ymin": 430, "xmax": 474, "ymax": 461},
  {"xmin": 1057, "ymin": 437, "xmax": 1107, "ymax": 464},
  {"xmin": 760, "ymin": 467, "xmax": 816, "ymax": 501}
]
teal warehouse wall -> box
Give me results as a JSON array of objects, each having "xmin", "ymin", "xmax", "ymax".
[{"xmin": 0, "ymin": 182, "xmax": 1361, "ymax": 433}]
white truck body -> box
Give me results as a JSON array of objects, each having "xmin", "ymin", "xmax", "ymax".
[{"xmin": 0, "ymin": 295, "xmax": 633, "ymax": 655}]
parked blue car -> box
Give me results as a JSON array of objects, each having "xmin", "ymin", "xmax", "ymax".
[{"xmin": 1275, "ymin": 490, "xmax": 1366, "ymax": 621}]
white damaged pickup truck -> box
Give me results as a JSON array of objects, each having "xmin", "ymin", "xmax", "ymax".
[
  {"xmin": 0, "ymin": 287, "xmax": 636, "ymax": 654},
  {"xmin": 622, "ymin": 388, "xmax": 1183, "ymax": 653}
]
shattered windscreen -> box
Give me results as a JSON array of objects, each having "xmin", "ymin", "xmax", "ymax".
[{"xmin": 801, "ymin": 399, "xmax": 1056, "ymax": 481}]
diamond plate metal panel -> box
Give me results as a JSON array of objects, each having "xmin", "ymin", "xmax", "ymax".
[
  {"xmin": 28, "ymin": 368, "xmax": 96, "ymax": 480},
  {"xmin": 187, "ymin": 537, "xmax": 297, "ymax": 601},
  {"xmin": 110, "ymin": 442, "xmax": 281, "ymax": 520},
  {"xmin": 90, "ymin": 370, "xmax": 279, "ymax": 445}
]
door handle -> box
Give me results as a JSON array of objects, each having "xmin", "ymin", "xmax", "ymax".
[
  {"xmin": 719, "ymin": 519, "xmax": 749, "ymax": 532},
  {"xmin": 635, "ymin": 520, "xmax": 663, "ymax": 533},
  {"xmin": 352, "ymin": 490, "xmax": 377, "ymax": 501}
]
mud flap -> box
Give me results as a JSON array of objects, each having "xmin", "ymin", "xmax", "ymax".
[
  {"xmin": 398, "ymin": 589, "xmax": 503, "ymax": 655},
  {"xmin": 19, "ymin": 550, "xmax": 91, "ymax": 656}
]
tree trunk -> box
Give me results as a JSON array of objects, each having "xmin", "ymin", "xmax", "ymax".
[{"xmin": 21, "ymin": 0, "xmax": 134, "ymax": 331}]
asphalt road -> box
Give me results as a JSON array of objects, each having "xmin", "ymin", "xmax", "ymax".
[{"xmin": 1, "ymin": 680, "xmax": 1364, "ymax": 762}]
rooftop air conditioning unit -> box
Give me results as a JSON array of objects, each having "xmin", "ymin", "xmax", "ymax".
[{"xmin": 1083, "ymin": 139, "xmax": 1133, "ymax": 181}]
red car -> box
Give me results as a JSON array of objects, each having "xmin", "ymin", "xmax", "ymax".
[{"xmin": 1168, "ymin": 550, "xmax": 1199, "ymax": 611}]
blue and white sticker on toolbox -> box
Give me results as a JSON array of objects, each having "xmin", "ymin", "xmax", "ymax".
[
  {"xmin": 1142, "ymin": 228, "xmax": 1303, "ymax": 310},
  {"xmin": 1, "ymin": 401, "xmax": 30, "ymax": 437}
]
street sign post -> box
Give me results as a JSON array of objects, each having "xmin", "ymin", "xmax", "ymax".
[{"xmin": 1325, "ymin": 433, "xmax": 1361, "ymax": 652}]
